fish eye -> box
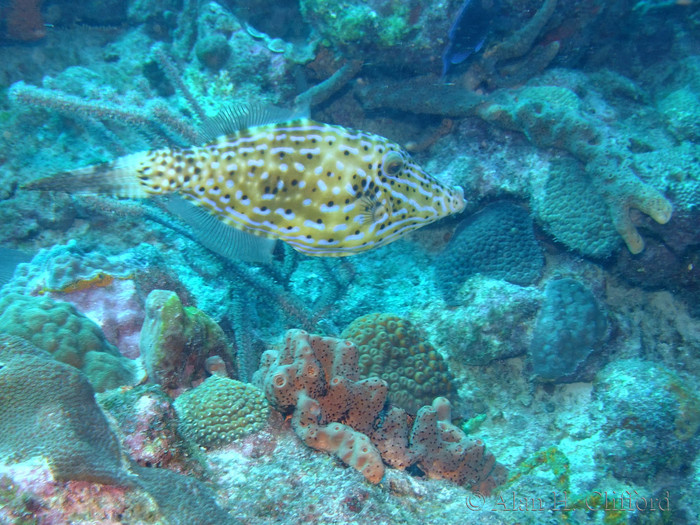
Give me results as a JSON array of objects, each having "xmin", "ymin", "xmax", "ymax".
[{"xmin": 382, "ymin": 152, "xmax": 404, "ymax": 176}]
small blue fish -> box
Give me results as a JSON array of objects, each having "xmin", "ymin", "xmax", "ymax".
[{"xmin": 442, "ymin": 0, "xmax": 496, "ymax": 79}]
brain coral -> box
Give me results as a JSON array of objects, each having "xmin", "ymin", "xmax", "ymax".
[
  {"xmin": 434, "ymin": 201, "xmax": 544, "ymax": 304},
  {"xmin": 0, "ymin": 293, "xmax": 136, "ymax": 391},
  {"xmin": 532, "ymin": 158, "xmax": 621, "ymax": 258},
  {"xmin": 174, "ymin": 375, "xmax": 270, "ymax": 449},
  {"xmin": 529, "ymin": 278, "xmax": 607, "ymax": 382},
  {"xmin": 0, "ymin": 334, "xmax": 132, "ymax": 485},
  {"xmin": 341, "ymin": 313, "xmax": 456, "ymax": 415}
]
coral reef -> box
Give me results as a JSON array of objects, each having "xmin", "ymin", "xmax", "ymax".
[
  {"xmin": 0, "ymin": 0, "xmax": 699, "ymax": 520},
  {"xmin": 0, "ymin": 240, "xmax": 133, "ymax": 297},
  {"xmin": 139, "ymin": 289, "xmax": 235, "ymax": 394},
  {"xmin": 131, "ymin": 465, "xmax": 232, "ymax": 524},
  {"xmin": 254, "ymin": 329, "xmax": 506, "ymax": 492},
  {"xmin": 421, "ymin": 277, "xmax": 541, "ymax": 366},
  {"xmin": 356, "ymin": 72, "xmax": 675, "ymax": 256},
  {"xmin": 529, "ymin": 278, "xmax": 608, "ymax": 382},
  {"xmin": 475, "ymin": 83, "xmax": 673, "ymax": 254},
  {"xmin": 595, "ymin": 359, "xmax": 700, "ymax": 485},
  {"xmin": 434, "ymin": 201, "xmax": 544, "ymax": 305},
  {"xmin": 1, "ymin": 240, "xmax": 150, "ymax": 357},
  {"xmin": 0, "ymin": 293, "xmax": 136, "ymax": 392},
  {"xmin": 460, "ymin": 0, "xmax": 560, "ymax": 90},
  {"xmin": 340, "ymin": 313, "xmax": 457, "ymax": 415},
  {"xmin": 98, "ymin": 385, "xmax": 185, "ymax": 469},
  {"xmin": 174, "ymin": 375, "xmax": 270, "ymax": 450},
  {"xmin": 0, "ymin": 335, "xmax": 132, "ymax": 485},
  {"xmin": 531, "ymin": 157, "xmax": 621, "ymax": 258},
  {"xmin": 0, "ymin": 336, "xmax": 233, "ymax": 521},
  {"xmin": 299, "ymin": 0, "xmax": 451, "ymax": 73}
]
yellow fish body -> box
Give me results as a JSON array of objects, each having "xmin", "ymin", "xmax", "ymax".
[{"xmin": 26, "ymin": 114, "xmax": 466, "ymax": 257}]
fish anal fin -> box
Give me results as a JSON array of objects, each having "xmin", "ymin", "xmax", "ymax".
[{"xmin": 164, "ymin": 195, "xmax": 276, "ymax": 264}]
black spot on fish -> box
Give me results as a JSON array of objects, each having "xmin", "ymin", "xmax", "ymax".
[
  {"xmin": 307, "ymin": 153, "xmax": 313, "ymax": 159},
  {"xmin": 344, "ymin": 151, "xmax": 350, "ymax": 156},
  {"xmin": 280, "ymin": 152, "xmax": 285, "ymax": 158},
  {"xmin": 291, "ymin": 179, "xmax": 298, "ymax": 186}
]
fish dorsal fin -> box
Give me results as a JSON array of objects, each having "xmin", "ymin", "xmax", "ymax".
[
  {"xmin": 197, "ymin": 103, "xmax": 309, "ymax": 144},
  {"xmin": 164, "ymin": 196, "xmax": 277, "ymax": 264}
]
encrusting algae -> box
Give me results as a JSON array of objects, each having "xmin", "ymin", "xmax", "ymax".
[{"xmin": 25, "ymin": 105, "xmax": 466, "ymax": 259}]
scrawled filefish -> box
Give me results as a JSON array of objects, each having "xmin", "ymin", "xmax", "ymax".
[{"xmin": 24, "ymin": 106, "xmax": 466, "ymax": 258}]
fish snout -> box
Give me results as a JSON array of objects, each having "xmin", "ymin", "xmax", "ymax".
[{"xmin": 451, "ymin": 185, "xmax": 467, "ymax": 213}]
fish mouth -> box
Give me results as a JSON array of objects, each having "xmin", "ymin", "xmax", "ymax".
[{"xmin": 452, "ymin": 185, "xmax": 467, "ymax": 213}]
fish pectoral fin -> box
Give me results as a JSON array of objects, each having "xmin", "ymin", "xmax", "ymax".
[{"xmin": 164, "ymin": 195, "xmax": 277, "ymax": 264}]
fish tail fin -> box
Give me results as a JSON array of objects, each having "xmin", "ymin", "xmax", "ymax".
[{"xmin": 22, "ymin": 152, "xmax": 154, "ymax": 198}]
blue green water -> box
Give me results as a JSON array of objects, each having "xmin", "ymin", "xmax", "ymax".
[{"xmin": 0, "ymin": 1, "xmax": 699, "ymax": 523}]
